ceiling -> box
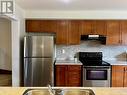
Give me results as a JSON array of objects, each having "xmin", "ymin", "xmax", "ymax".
[{"xmin": 16, "ymin": 0, "xmax": 127, "ymax": 10}]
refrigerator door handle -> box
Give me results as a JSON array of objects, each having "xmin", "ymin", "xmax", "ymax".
[{"xmin": 24, "ymin": 59, "xmax": 27, "ymax": 86}]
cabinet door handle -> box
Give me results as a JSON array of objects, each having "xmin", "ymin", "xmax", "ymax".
[
  {"xmin": 124, "ymin": 67, "xmax": 126, "ymax": 72},
  {"xmin": 119, "ymin": 40, "xmax": 121, "ymax": 44},
  {"xmin": 125, "ymin": 67, "xmax": 127, "ymax": 72}
]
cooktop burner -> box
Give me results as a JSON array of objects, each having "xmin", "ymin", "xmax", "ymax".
[
  {"xmin": 79, "ymin": 52, "xmax": 111, "ymax": 66},
  {"xmin": 79, "ymin": 60, "xmax": 110, "ymax": 66},
  {"xmin": 83, "ymin": 61, "xmax": 110, "ymax": 66}
]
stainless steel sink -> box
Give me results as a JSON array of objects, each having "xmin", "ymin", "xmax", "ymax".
[{"xmin": 23, "ymin": 89, "xmax": 95, "ymax": 95}]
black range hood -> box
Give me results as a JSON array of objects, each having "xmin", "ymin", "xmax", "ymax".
[{"xmin": 81, "ymin": 35, "xmax": 106, "ymax": 44}]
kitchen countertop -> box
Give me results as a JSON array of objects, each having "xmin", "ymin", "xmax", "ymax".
[
  {"xmin": 104, "ymin": 60, "xmax": 127, "ymax": 65},
  {"xmin": 55, "ymin": 59, "xmax": 127, "ymax": 66},
  {"xmin": 1, "ymin": 87, "xmax": 127, "ymax": 95},
  {"xmin": 55, "ymin": 60, "xmax": 82, "ymax": 65}
]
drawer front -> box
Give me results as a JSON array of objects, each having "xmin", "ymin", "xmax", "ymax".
[{"xmin": 68, "ymin": 65, "xmax": 82, "ymax": 71}]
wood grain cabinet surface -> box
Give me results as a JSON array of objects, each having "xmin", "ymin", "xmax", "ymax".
[
  {"xmin": 56, "ymin": 20, "xmax": 80, "ymax": 45},
  {"xmin": 55, "ymin": 65, "xmax": 82, "ymax": 87},
  {"xmin": 112, "ymin": 65, "xmax": 127, "ymax": 87},
  {"xmin": 106, "ymin": 21, "xmax": 121, "ymax": 45},
  {"xmin": 81, "ymin": 20, "xmax": 106, "ymax": 35},
  {"xmin": 95, "ymin": 20, "xmax": 107, "ymax": 35},
  {"xmin": 106, "ymin": 20, "xmax": 127, "ymax": 45},
  {"xmin": 26, "ymin": 20, "xmax": 127, "ymax": 45},
  {"xmin": 120, "ymin": 21, "xmax": 127, "ymax": 45},
  {"xmin": 81, "ymin": 20, "xmax": 94, "ymax": 35},
  {"xmin": 26, "ymin": 20, "xmax": 41, "ymax": 32},
  {"xmin": 56, "ymin": 20, "xmax": 68, "ymax": 45},
  {"xmin": 68, "ymin": 20, "xmax": 80, "ymax": 45},
  {"xmin": 26, "ymin": 20, "xmax": 80, "ymax": 45},
  {"xmin": 55, "ymin": 65, "xmax": 67, "ymax": 86},
  {"xmin": 40, "ymin": 20, "xmax": 57, "ymax": 33}
]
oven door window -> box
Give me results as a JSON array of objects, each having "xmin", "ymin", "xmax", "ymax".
[{"xmin": 86, "ymin": 70, "xmax": 107, "ymax": 80}]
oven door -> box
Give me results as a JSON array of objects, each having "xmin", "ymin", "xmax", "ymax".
[{"xmin": 83, "ymin": 67, "xmax": 110, "ymax": 87}]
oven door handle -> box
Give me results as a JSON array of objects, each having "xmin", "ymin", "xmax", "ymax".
[{"xmin": 84, "ymin": 68, "xmax": 110, "ymax": 70}]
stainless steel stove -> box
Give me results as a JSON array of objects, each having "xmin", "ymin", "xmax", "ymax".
[{"xmin": 79, "ymin": 52, "xmax": 111, "ymax": 87}]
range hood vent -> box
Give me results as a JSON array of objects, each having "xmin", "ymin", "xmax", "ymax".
[
  {"xmin": 81, "ymin": 35, "xmax": 106, "ymax": 44},
  {"xmin": 88, "ymin": 35, "xmax": 99, "ymax": 39}
]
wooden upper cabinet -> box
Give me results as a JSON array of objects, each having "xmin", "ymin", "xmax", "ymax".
[
  {"xmin": 26, "ymin": 20, "xmax": 127, "ymax": 45},
  {"xmin": 56, "ymin": 20, "xmax": 68, "ymax": 45},
  {"xmin": 106, "ymin": 21, "xmax": 121, "ymax": 45},
  {"xmin": 26, "ymin": 20, "xmax": 57, "ymax": 33},
  {"xmin": 81, "ymin": 20, "xmax": 94, "ymax": 35},
  {"xmin": 68, "ymin": 20, "xmax": 80, "ymax": 45},
  {"xmin": 81, "ymin": 20, "xmax": 106, "ymax": 35},
  {"xmin": 26, "ymin": 20, "xmax": 41, "ymax": 32},
  {"xmin": 120, "ymin": 21, "xmax": 127, "ymax": 45},
  {"xmin": 95, "ymin": 20, "xmax": 107, "ymax": 35},
  {"xmin": 56, "ymin": 20, "xmax": 80, "ymax": 45},
  {"xmin": 40, "ymin": 20, "xmax": 57, "ymax": 33}
]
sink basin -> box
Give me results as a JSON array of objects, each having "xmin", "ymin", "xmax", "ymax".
[{"xmin": 23, "ymin": 89, "xmax": 95, "ymax": 95}]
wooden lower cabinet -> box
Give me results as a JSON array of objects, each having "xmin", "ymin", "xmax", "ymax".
[
  {"xmin": 124, "ymin": 69, "xmax": 127, "ymax": 87},
  {"xmin": 55, "ymin": 65, "xmax": 82, "ymax": 87},
  {"xmin": 55, "ymin": 65, "xmax": 67, "ymax": 86},
  {"xmin": 112, "ymin": 65, "xmax": 127, "ymax": 87}
]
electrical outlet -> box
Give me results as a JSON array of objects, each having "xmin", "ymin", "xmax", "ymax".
[{"xmin": 62, "ymin": 49, "xmax": 65, "ymax": 54}]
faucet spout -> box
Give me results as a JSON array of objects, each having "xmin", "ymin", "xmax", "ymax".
[{"xmin": 48, "ymin": 84, "xmax": 55, "ymax": 95}]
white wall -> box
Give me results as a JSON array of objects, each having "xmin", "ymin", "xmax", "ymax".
[
  {"xmin": 1, "ymin": 1, "xmax": 25, "ymax": 86},
  {"xmin": 0, "ymin": 18, "xmax": 12, "ymax": 70},
  {"xmin": 25, "ymin": 10, "xmax": 127, "ymax": 19},
  {"xmin": 11, "ymin": 3, "xmax": 25, "ymax": 87},
  {"xmin": 0, "ymin": 1, "xmax": 26, "ymax": 86}
]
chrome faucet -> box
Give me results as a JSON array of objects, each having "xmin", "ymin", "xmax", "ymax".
[
  {"xmin": 48, "ymin": 84, "xmax": 64, "ymax": 95},
  {"xmin": 48, "ymin": 84, "xmax": 55, "ymax": 95}
]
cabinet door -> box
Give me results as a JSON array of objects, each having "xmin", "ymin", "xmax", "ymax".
[
  {"xmin": 95, "ymin": 20, "xmax": 107, "ymax": 35},
  {"xmin": 68, "ymin": 20, "xmax": 80, "ymax": 45},
  {"xmin": 56, "ymin": 20, "xmax": 68, "ymax": 45},
  {"xmin": 40, "ymin": 20, "xmax": 57, "ymax": 33},
  {"xmin": 106, "ymin": 21, "xmax": 121, "ymax": 45},
  {"xmin": 67, "ymin": 65, "xmax": 82, "ymax": 87},
  {"xmin": 120, "ymin": 21, "xmax": 127, "ymax": 45},
  {"xmin": 55, "ymin": 65, "xmax": 67, "ymax": 86},
  {"xmin": 26, "ymin": 20, "xmax": 41, "ymax": 32},
  {"xmin": 81, "ymin": 20, "xmax": 94, "ymax": 35},
  {"xmin": 123, "ymin": 67, "xmax": 127, "ymax": 87},
  {"xmin": 112, "ymin": 65, "xmax": 124, "ymax": 87}
]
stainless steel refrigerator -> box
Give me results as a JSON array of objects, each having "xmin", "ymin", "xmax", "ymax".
[{"xmin": 24, "ymin": 35, "xmax": 55, "ymax": 87}]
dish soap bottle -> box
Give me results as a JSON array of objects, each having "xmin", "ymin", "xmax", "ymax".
[{"xmin": 74, "ymin": 55, "xmax": 78, "ymax": 62}]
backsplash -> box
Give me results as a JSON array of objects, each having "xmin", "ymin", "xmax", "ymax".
[{"xmin": 56, "ymin": 40, "xmax": 127, "ymax": 61}]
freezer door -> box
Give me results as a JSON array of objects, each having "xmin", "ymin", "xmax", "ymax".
[
  {"xmin": 24, "ymin": 58, "xmax": 54, "ymax": 87},
  {"xmin": 24, "ymin": 36, "xmax": 54, "ymax": 57}
]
